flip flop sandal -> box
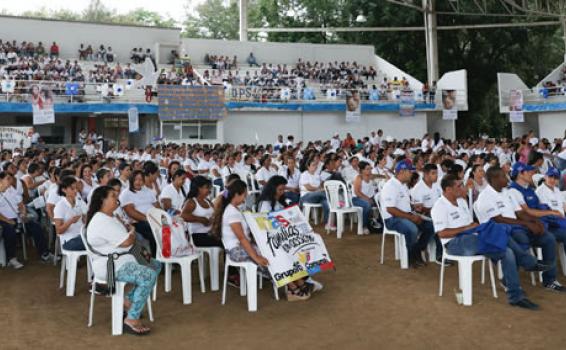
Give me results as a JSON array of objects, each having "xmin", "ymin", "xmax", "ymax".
[{"xmin": 123, "ymin": 322, "xmax": 150, "ymax": 336}]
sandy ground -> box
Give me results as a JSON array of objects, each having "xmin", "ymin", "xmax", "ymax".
[{"xmin": 2, "ymin": 228, "xmax": 566, "ymax": 350}]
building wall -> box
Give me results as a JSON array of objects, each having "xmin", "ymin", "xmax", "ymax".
[
  {"xmin": 537, "ymin": 112, "xmax": 566, "ymax": 139},
  {"xmin": 426, "ymin": 112, "xmax": 455, "ymax": 140},
  {"xmin": 0, "ymin": 16, "xmax": 180, "ymax": 63},
  {"xmin": 181, "ymin": 38, "xmax": 375, "ymax": 66},
  {"xmin": 222, "ymin": 110, "xmax": 427, "ymax": 145},
  {"xmin": 511, "ymin": 113, "xmax": 539, "ymax": 138}
]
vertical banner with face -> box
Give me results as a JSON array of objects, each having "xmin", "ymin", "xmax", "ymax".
[
  {"xmin": 399, "ymin": 90, "xmax": 415, "ymax": 117},
  {"xmin": 244, "ymin": 206, "xmax": 335, "ymax": 288},
  {"xmin": 509, "ymin": 89, "xmax": 524, "ymax": 123},
  {"xmin": 128, "ymin": 106, "xmax": 140, "ymax": 133},
  {"xmin": 30, "ymin": 84, "xmax": 55, "ymax": 125},
  {"xmin": 442, "ymin": 90, "xmax": 458, "ymax": 120},
  {"xmin": 345, "ymin": 90, "xmax": 361, "ymax": 123}
]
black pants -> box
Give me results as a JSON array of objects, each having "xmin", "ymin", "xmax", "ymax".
[
  {"xmin": 191, "ymin": 233, "xmax": 222, "ymax": 247},
  {"xmin": 134, "ymin": 221, "xmax": 157, "ymax": 257}
]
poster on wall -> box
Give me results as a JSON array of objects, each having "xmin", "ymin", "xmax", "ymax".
[
  {"xmin": 399, "ymin": 90, "xmax": 415, "ymax": 117},
  {"xmin": 441, "ymin": 90, "xmax": 458, "ymax": 120},
  {"xmin": 128, "ymin": 106, "xmax": 139, "ymax": 133},
  {"xmin": 30, "ymin": 84, "xmax": 55, "ymax": 125},
  {"xmin": 0, "ymin": 127, "xmax": 32, "ymax": 150},
  {"xmin": 345, "ymin": 90, "xmax": 361, "ymax": 123},
  {"xmin": 509, "ymin": 89, "xmax": 524, "ymax": 123},
  {"xmin": 244, "ymin": 206, "xmax": 335, "ymax": 288}
]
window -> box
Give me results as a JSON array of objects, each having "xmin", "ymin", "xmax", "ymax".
[{"xmin": 161, "ymin": 121, "xmax": 217, "ymax": 140}]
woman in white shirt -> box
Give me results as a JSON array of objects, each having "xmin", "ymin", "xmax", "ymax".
[
  {"xmin": 466, "ymin": 164, "xmax": 487, "ymax": 202},
  {"xmin": 255, "ymin": 155, "xmax": 277, "ymax": 188},
  {"xmin": 79, "ymin": 164, "xmax": 94, "ymax": 201},
  {"xmin": 352, "ymin": 161, "xmax": 377, "ymax": 234},
  {"xmin": 299, "ymin": 158, "xmax": 331, "ymax": 230},
  {"xmin": 160, "ymin": 169, "xmax": 186, "ymax": 215},
  {"xmin": 54, "ymin": 176, "xmax": 88, "ymax": 251},
  {"xmin": 86, "ymin": 185, "xmax": 161, "ymax": 336},
  {"xmin": 120, "ymin": 170, "xmax": 159, "ymax": 256},
  {"xmin": 257, "ymin": 176, "xmax": 288, "ymax": 213},
  {"xmin": 279, "ymin": 157, "xmax": 300, "ymax": 205},
  {"xmin": 181, "ymin": 175, "xmax": 221, "ymax": 247},
  {"xmin": 143, "ymin": 162, "xmax": 161, "ymax": 197}
]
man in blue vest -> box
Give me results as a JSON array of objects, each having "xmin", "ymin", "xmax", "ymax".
[{"xmin": 507, "ymin": 162, "xmax": 565, "ymax": 292}]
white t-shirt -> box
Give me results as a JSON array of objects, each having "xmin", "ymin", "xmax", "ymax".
[
  {"xmin": 256, "ymin": 167, "xmax": 277, "ymax": 184},
  {"xmin": 81, "ymin": 179, "xmax": 93, "ymax": 201},
  {"xmin": 47, "ymin": 185, "xmax": 61, "ymax": 206},
  {"xmin": 299, "ymin": 171, "xmax": 321, "ymax": 197},
  {"xmin": 476, "ymin": 185, "xmax": 520, "ymax": 223},
  {"xmin": 86, "ymin": 212, "xmax": 136, "ymax": 281},
  {"xmin": 279, "ymin": 167, "xmax": 300, "ymax": 189},
  {"xmin": 506, "ymin": 185, "xmax": 529, "ymax": 208},
  {"xmin": 431, "ymin": 196, "xmax": 473, "ymax": 233},
  {"xmin": 0, "ymin": 188, "xmax": 20, "ymax": 219},
  {"xmin": 119, "ymin": 187, "xmax": 157, "ymax": 216},
  {"xmin": 54, "ymin": 197, "xmax": 87, "ymax": 243},
  {"xmin": 258, "ymin": 200, "xmax": 284, "ymax": 213},
  {"xmin": 159, "ymin": 183, "xmax": 185, "ymax": 211},
  {"xmin": 352, "ymin": 176, "xmax": 377, "ymax": 199},
  {"xmin": 222, "ymin": 204, "xmax": 251, "ymax": 250},
  {"xmin": 536, "ymin": 183, "xmax": 564, "ymax": 215},
  {"xmin": 380, "ymin": 177, "xmax": 411, "ymax": 220},
  {"xmin": 410, "ymin": 179, "xmax": 442, "ymax": 209}
]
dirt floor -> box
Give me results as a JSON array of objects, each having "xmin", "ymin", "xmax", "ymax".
[{"xmin": 2, "ymin": 228, "xmax": 566, "ymax": 350}]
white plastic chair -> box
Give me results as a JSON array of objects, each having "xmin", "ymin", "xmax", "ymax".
[
  {"xmin": 59, "ymin": 235, "xmax": 92, "ymax": 296},
  {"xmin": 186, "ymin": 224, "xmax": 222, "ymax": 291},
  {"xmin": 374, "ymin": 193, "xmax": 409, "ymax": 269},
  {"xmin": 81, "ymin": 228, "xmax": 154, "ymax": 336},
  {"xmin": 147, "ymin": 208, "xmax": 205, "ymax": 305},
  {"xmin": 221, "ymin": 254, "xmax": 279, "ymax": 312},
  {"xmin": 438, "ymin": 237, "xmax": 498, "ymax": 306},
  {"xmin": 302, "ymin": 202, "xmax": 323, "ymax": 225},
  {"xmin": 324, "ymin": 180, "xmax": 363, "ymax": 238}
]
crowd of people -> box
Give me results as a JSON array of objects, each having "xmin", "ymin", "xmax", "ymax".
[{"xmin": 3, "ymin": 127, "xmax": 566, "ymax": 335}]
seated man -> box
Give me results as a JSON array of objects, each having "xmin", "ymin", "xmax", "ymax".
[
  {"xmin": 432, "ymin": 174, "xmax": 540, "ymax": 310},
  {"xmin": 380, "ymin": 160, "xmax": 435, "ymax": 267},
  {"xmin": 506, "ymin": 163, "xmax": 565, "ymax": 292},
  {"xmin": 410, "ymin": 163, "xmax": 444, "ymax": 264}
]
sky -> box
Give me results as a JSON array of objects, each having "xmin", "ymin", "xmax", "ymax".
[{"xmin": 0, "ymin": 0, "xmax": 201, "ymax": 24}]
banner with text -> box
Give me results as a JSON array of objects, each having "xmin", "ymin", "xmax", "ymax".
[
  {"xmin": 128, "ymin": 107, "xmax": 139, "ymax": 133},
  {"xmin": 345, "ymin": 90, "xmax": 361, "ymax": 123},
  {"xmin": 442, "ymin": 90, "xmax": 458, "ymax": 120},
  {"xmin": 158, "ymin": 85, "xmax": 226, "ymax": 121},
  {"xmin": 0, "ymin": 127, "xmax": 32, "ymax": 150},
  {"xmin": 244, "ymin": 206, "xmax": 335, "ymax": 288},
  {"xmin": 509, "ymin": 89, "xmax": 524, "ymax": 123},
  {"xmin": 30, "ymin": 84, "xmax": 55, "ymax": 125},
  {"xmin": 399, "ymin": 90, "xmax": 416, "ymax": 117}
]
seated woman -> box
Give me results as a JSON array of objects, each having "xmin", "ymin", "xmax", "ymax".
[
  {"xmin": 299, "ymin": 158, "xmax": 331, "ymax": 230},
  {"xmin": 79, "ymin": 164, "xmax": 94, "ymax": 201},
  {"xmin": 54, "ymin": 176, "xmax": 88, "ymax": 251},
  {"xmin": 181, "ymin": 175, "xmax": 220, "ymax": 247},
  {"xmin": 352, "ymin": 161, "xmax": 377, "ymax": 235},
  {"xmin": 257, "ymin": 175, "xmax": 288, "ymax": 213},
  {"xmin": 279, "ymin": 157, "xmax": 300, "ymax": 205},
  {"xmin": 119, "ymin": 170, "xmax": 160, "ymax": 256},
  {"xmin": 159, "ymin": 169, "xmax": 187, "ymax": 216},
  {"xmin": 86, "ymin": 186, "xmax": 161, "ymax": 336},
  {"xmin": 255, "ymin": 154, "xmax": 277, "ymax": 188}
]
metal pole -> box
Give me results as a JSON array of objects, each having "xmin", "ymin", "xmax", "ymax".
[
  {"xmin": 239, "ymin": 0, "xmax": 248, "ymax": 42},
  {"xmin": 424, "ymin": 0, "xmax": 439, "ymax": 84}
]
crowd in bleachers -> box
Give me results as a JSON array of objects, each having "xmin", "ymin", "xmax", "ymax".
[{"xmin": 3, "ymin": 128, "xmax": 566, "ymax": 333}]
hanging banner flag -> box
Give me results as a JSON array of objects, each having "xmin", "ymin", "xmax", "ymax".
[
  {"xmin": 399, "ymin": 90, "xmax": 415, "ymax": 117},
  {"xmin": 509, "ymin": 89, "xmax": 524, "ymax": 123},
  {"xmin": 0, "ymin": 127, "xmax": 32, "ymax": 149},
  {"xmin": 345, "ymin": 90, "xmax": 361, "ymax": 123},
  {"xmin": 128, "ymin": 107, "xmax": 139, "ymax": 133},
  {"xmin": 30, "ymin": 84, "xmax": 55, "ymax": 125},
  {"xmin": 244, "ymin": 205, "xmax": 335, "ymax": 288},
  {"xmin": 442, "ymin": 90, "xmax": 458, "ymax": 120}
]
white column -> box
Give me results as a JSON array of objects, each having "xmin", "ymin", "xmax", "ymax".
[
  {"xmin": 423, "ymin": 0, "xmax": 439, "ymax": 84},
  {"xmin": 239, "ymin": 0, "xmax": 248, "ymax": 42}
]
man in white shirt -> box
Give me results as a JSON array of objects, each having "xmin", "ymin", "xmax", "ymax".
[
  {"xmin": 380, "ymin": 160, "xmax": 435, "ymax": 267},
  {"xmin": 506, "ymin": 163, "xmax": 565, "ymax": 292},
  {"xmin": 330, "ymin": 133, "xmax": 341, "ymax": 151},
  {"xmin": 536, "ymin": 168, "xmax": 566, "ymax": 215},
  {"xmin": 410, "ymin": 163, "xmax": 443, "ymax": 262},
  {"xmin": 431, "ymin": 174, "xmax": 540, "ymax": 310},
  {"xmin": 274, "ymin": 134, "xmax": 285, "ymax": 154}
]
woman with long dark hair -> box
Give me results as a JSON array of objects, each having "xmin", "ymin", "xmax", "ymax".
[
  {"xmin": 299, "ymin": 157, "xmax": 331, "ymax": 230},
  {"xmin": 181, "ymin": 175, "xmax": 220, "ymax": 247},
  {"xmin": 119, "ymin": 170, "xmax": 159, "ymax": 256},
  {"xmin": 159, "ymin": 169, "xmax": 186, "ymax": 215},
  {"xmin": 54, "ymin": 176, "xmax": 87, "ymax": 250},
  {"xmin": 86, "ymin": 186, "xmax": 161, "ymax": 336},
  {"xmin": 257, "ymin": 175, "xmax": 288, "ymax": 213},
  {"xmin": 79, "ymin": 164, "xmax": 94, "ymax": 200},
  {"xmin": 279, "ymin": 157, "xmax": 300, "ymax": 205}
]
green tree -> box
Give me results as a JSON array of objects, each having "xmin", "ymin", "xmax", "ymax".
[{"xmin": 183, "ymin": 0, "xmax": 240, "ymax": 39}]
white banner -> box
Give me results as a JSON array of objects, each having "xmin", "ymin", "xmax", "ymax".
[
  {"xmin": 0, "ymin": 127, "xmax": 32, "ymax": 149},
  {"xmin": 345, "ymin": 90, "xmax": 361, "ymax": 123},
  {"xmin": 509, "ymin": 89, "xmax": 524, "ymax": 123},
  {"xmin": 244, "ymin": 206, "xmax": 335, "ymax": 288},
  {"xmin": 442, "ymin": 90, "xmax": 458, "ymax": 120},
  {"xmin": 128, "ymin": 107, "xmax": 139, "ymax": 133},
  {"xmin": 30, "ymin": 84, "xmax": 55, "ymax": 125}
]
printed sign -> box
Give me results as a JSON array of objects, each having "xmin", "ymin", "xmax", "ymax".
[
  {"xmin": 509, "ymin": 89, "xmax": 524, "ymax": 123},
  {"xmin": 399, "ymin": 90, "xmax": 415, "ymax": 117},
  {"xmin": 0, "ymin": 127, "xmax": 32, "ymax": 149},
  {"xmin": 442, "ymin": 90, "xmax": 458, "ymax": 120},
  {"xmin": 345, "ymin": 90, "xmax": 361, "ymax": 123},
  {"xmin": 30, "ymin": 84, "xmax": 55, "ymax": 125},
  {"xmin": 244, "ymin": 206, "xmax": 335, "ymax": 288},
  {"xmin": 128, "ymin": 107, "xmax": 139, "ymax": 133},
  {"xmin": 158, "ymin": 85, "xmax": 226, "ymax": 121}
]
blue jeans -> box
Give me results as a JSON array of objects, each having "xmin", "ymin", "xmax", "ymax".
[
  {"xmin": 285, "ymin": 191, "xmax": 300, "ymax": 206},
  {"xmin": 446, "ymin": 234, "xmax": 525, "ymax": 303},
  {"xmin": 300, "ymin": 191, "xmax": 329, "ymax": 224},
  {"xmin": 352, "ymin": 197, "xmax": 372, "ymax": 228},
  {"xmin": 62, "ymin": 235, "xmax": 85, "ymax": 251},
  {"xmin": 512, "ymin": 229, "xmax": 557, "ymax": 286},
  {"xmin": 116, "ymin": 260, "xmax": 161, "ymax": 320},
  {"xmin": 0, "ymin": 220, "xmax": 48, "ymax": 260},
  {"xmin": 384, "ymin": 217, "xmax": 435, "ymax": 254},
  {"xmin": 213, "ymin": 178, "xmax": 224, "ymax": 191},
  {"xmin": 548, "ymin": 227, "xmax": 566, "ymax": 246}
]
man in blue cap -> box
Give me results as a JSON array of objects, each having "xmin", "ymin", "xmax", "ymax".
[
  {"xmin": 507, "ymin": 162, "xmax": 565, "ymax": 293},
  {"xmin": 380, "ymin": 159, "xmax": 435, "ymax": 267}
]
